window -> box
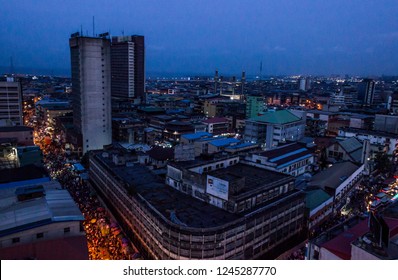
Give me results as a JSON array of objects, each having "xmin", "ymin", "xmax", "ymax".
[
  {"xmin": 36, "ymin": 233, "xmax": 44, "ymax": 239},
  {"xmin": 64, "ymin": 227, "xmax": 70, "ymax": 233},
  {"xmin": 12, "ymin": 237, "xmax": 20, "ymax": 243}
]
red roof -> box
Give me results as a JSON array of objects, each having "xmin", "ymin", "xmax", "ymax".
[
  {"xmin": 202, "ymin": 117, "xmax": 229, "ymax": 124},
  {"xmin": 322, "ymin": 219, "xmax": 369, "ymax": 260},
  {"xmin": 0, "ymin": 235, "xmax": 89, "ymax": 260}
]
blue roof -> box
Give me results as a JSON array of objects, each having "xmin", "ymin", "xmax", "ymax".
[
  {"xmin": 73, "ymin": 163, "xmax": 85, "ymax": 172},
  {"xmin": 226, "ymin": 142, "xmax": 258, "ymax": 149},
  {"xmin": 181, "ymin": 132, "xmax": 212, "ymax": 140},
  {"xmin": 209, "ymin": 138, "xmax": 240, "ymax": 147},
  {"xmin": 277, "ymin": 154, "xmax": 313, "ymax": 169},
  {"xmin": 269, "ymin": 148, "xmax": 308, "ymax": 163}
]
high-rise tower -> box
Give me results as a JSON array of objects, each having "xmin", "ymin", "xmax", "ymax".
[
  {"xmin": 358, "ymin": 78, "xmax": 375, "ymax": 105},
  {"xmin": 69, "ymin": 33, "xmax": 112, "ymax": 154},
  {"xmin": 111, "ymin": 35, "xmax": 145, "ymax": 104}
]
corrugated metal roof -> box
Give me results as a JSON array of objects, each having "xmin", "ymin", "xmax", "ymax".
[
  {"xmin": 339, "ymin": 137, "xmax": 362, "ymax": 153},
  {"xmin": 181, "ymin": 132, "xmax": 212, "ymax": 140},
  {"xmin": 209, "ymin": 138, "xmax": 240, "ymax": 147},
  {"xmin": 0, "ymin": 181, "xmax": 84, "ymax": 236}
]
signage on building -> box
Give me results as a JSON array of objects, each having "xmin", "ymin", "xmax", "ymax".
[{"xmin": 206, "ymin": 175, "xmax": 229, "ymax": 200}]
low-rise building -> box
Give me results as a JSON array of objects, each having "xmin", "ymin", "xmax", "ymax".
[
  {"xmin": 308, "ymin": 202, "xmax": 398, "ymax": 260},
  {"xmin": 374, "ymin": 114, "xmax": 398, "ymax": 135},
  {"xmin": 307, "ymin": 161, "xmax": 364, "ymax": 213},
  {"xmin": 244, "ymin": 143, "xmax": 315, "ymax": 177},
  {"xmin": 338, "ymin": 127, "xmax": 398, "ymax": 155},
  {"xmin": 325, "ymin": 137, "xmax": 369, "ymax": 164},
  {"xmin": 89, "ymin": 149, "xmax": 306, "ymax": 260},
  {"xmin": 244, "ymin": 109, "xmax": 305, "ymax": 149},
  {"xmin": 0, "ymin": 180, "xmax": 88, "ymax": 260},
  {"xmin": 0, "ymin": 126, "xmax": 34, "ymax": 146},
  {"xmin": 304, "ymin": 188, "xmax": 333, "ymax": 231},
  {"xmin": 202, "ymin": 117, "xmax": 231, "ymax": 136}
]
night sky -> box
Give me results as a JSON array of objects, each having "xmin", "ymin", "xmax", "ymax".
[{"xmin": 1, "ymin": 0, "xmax": 398, "ymax": 76}]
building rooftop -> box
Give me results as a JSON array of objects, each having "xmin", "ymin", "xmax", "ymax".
[
  {"xmin": 181, "ymin": 132, "xmax": 212, "ymax": 141},
  {"xmin": 208, "ymin": 163, "xmax": 293, "ymax": 196},
  {"xmin": 321, "ymin": 218, "xmax": 369, "ymax": 260},
  {"xmin": 169, "ymin": 154, "xmax": 239, "ymax": 170},
  {"xmin": 249, "ymin": 110, "xmax": 302, "ymax": 124},
  {"xmin": 338, "ymin": 137, "xmax": 362, "ymax": 154},
  {"xmin": 146, "ymin": 146, "xmax": 174, "ymax": 161},
  {"xmin": 0, "ymin": 180, "xmax": 84, "ymax": 237},
  {"xmin": 225, "ymin": 142, "xmax": 258, "ymax": 150},
  {"xmin": 257, "ymin": 143, "xmax": 313, "ymax": 168},
  {"xmin": 340, "ymin": 127, "xmax": 398, "ymax": 138},
  {"xmin": 308, "ymin": 161, "xmax": 361, "ymax": 190},
  {"xmin": 305, "ymin": 188, "xmax": 332, "ymax": 211},
  {"xmin": 93, "ymin": 152, "xmax": 240, "ymax": 228},
  {"xmin": 202, "ymin": 117, "xmax": 229, "ymax": 124},
  {"xmin": 307, "ymin": 110, "xmax": 339, "ymax": 116},
  {"xmin": 208, "ymin": 138, "xmax": 240, "ymax": 147}
]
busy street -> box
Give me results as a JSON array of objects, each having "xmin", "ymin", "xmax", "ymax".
[{"xmin": 29, "ymin": 114, "xmax": 141, "ymax": 260}]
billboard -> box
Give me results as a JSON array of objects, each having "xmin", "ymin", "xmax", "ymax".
[{"xmin": 206, "ymin": 175, "xmax": 229, "ymax": 200}]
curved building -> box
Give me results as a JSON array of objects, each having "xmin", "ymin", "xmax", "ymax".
[{"xmin": 89, "ymin": 149, "xmax": 306, "ymax": 259}]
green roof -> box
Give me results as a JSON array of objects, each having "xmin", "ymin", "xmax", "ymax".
[
  {"xmin": 305, "ymin": 189, "xmax": 332, "ymax": 211},
  {"xmin": 249, "ymin": 110, "xmax": 301, "ymax": 124}
]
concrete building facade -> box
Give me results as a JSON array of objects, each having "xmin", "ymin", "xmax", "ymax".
[
  {"xmin": 0, "ymin": 79, "xmax": 23, "ymax": 126},
  {"xmin": 69, "ymin": 34, "xmax": 112, "ymax": 154},
  {"xmin": 244, "ymin": 110, "xmax": 305, "ymax": 149},
  {"xmin": 111, "ymin": 35, "xmax": 145, "ymax": 104},
  {"xmin": 89, "ymin": 149, "xmax": 306, "ymax": 260}
]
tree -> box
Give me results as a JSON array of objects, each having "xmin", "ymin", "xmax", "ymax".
[{"xmin": 374, "ymin": 152, "xmax": 392, "ymax": 174}]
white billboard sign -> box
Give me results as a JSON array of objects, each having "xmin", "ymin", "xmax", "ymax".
[{"xmin": 206, "ymin": 175, "xmax": 229, "ymax": 200}]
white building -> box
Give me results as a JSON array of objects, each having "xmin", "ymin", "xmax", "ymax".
[
  {"xmin": 69, "ymin": 34, "xmax": 112, "ymax": 154},
  {"xmin": 244, "ymin": 109, "xmax": 305, "ymax": 149},
  {"xmin": 338, "ymin": 127, "xmax": 398, "ymax": 155},
  {"xmin": 244, "ymin": 143, "xmax": 314, "ymax": 177}
]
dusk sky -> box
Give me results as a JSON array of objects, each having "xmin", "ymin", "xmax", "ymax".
[{"xmin": 1, "ymin": 0, "xmax": 398, "ymax": 77}]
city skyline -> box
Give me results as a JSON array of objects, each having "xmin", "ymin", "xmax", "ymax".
[{"xmin": 1, "ymin": 0, "xmax": 398, "ymax": 77}]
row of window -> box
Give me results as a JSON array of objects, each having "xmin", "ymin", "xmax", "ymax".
[{"xmin": 11, "ymin": 227, "xmax": 71, "ymax": 244}]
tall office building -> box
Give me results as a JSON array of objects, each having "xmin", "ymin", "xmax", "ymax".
[
  {"xmin": 69, "ymin": 33, "xmax": 112, "ymax": 154},
  {"xmin": 111, "ymin": 35, "xmax": 145, "ymax": 104},
  {"xmin": 0, "ymin": 77, "xmax": 23, "ymax": 126},
  {"xmin": 358, "ymin": 79, "xmax": 375, "ymax": 105}
]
